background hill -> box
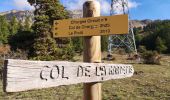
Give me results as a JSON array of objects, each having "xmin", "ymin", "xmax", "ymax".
[
  {"xmin": 0, "ymin": 10, "xmax": 152, "ymax": 28},
  {"xmin": 0, "ymin": 10, "xmax": 33, "ymax": 23}
]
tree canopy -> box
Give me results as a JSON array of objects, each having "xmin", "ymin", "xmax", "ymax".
[
  {"xmin": 27, "ymin": 0, "xmax": 74, "ymax": 60},
  {"xmin": 134, "ymin": 20, "xmax": 170, "ymax": 53}
]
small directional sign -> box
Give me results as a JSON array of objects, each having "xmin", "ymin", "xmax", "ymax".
[
  {"xmin": 3, "ymin": 59, "xmax": 134, "ymax": 92},
  {"xmin": 53, "ymin": 14, "xmax": 128, "ymax": 37}
]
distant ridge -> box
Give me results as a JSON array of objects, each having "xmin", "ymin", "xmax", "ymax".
[
  {"xmin": 131, "ymin": 19, "xmax": 153, "ymax": 28},
  {"xmin": 0, "ymin": 10, "xmax": 34, "ymax": 22},
  {"xmin": 0, "ymin": 9, "xmax": 152, "ymax": 28}
]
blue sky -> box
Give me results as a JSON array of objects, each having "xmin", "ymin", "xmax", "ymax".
[{"xmin": 0, "ymin": 0, "xmax": 170, "ymax": 20}]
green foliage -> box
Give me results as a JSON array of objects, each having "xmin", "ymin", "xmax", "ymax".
[
  {"xmin": 27, "ymin": 0, "xmax": 73, "ymax": 60},
  {"xmin": 157, "ymin": 27, "xmax": 170, "ymax": 53},
  {"xmin": 134, "ymin": 27, "xmax": 143, "ymax": 35},
  {"xmin": 137, "ymin": 20, "xmax": 170, "ymax": 53},
  {"xmin": 138, "ymin": 45, "xmax": 162, "ymax": 65},
  {"xmin": 30, "ymin": 36, "xmax": 59, "ymax": 60},
  {"xmin": 72, "ymin": 37, "xmax": 83, "ymax": 53},
  {"xmin": 24, "ymin": 16, "xmax": 32, "ymax": 31},
  {"xmin": 0, "ymin": 16, "xmax": 10, "ymax": 44},
  {"xmin": 9, "ymin": 16, "xmax": 19, "ymax": 35},
  {"xmin": 61, "ymin": 40, "xmax": 75, "ymax": 60},
  {"xmin": 138, "ymin": 45, "xmax": 147, "ymax": 53},
  {"xmin": 101, "ymin": 36, "xmax": 108, "ymax": 52},
  {"xmin": 135, "ymin": 34, "xmax": 143, "ymax": 48},
  {"xmin": 155, "ymin": 37, "xmax": 167, "ymax": 53},
  {"xmin": 18, "ymin": 20, "xmax": 24, "ymax": 32},
  {"xmin": 142, "ymin": 50, "xmax": 161, "ymax": 65},
  {"xmin": 141, "ymin": 33, "xmax": 157, "ymax": 50},
  {"xmin": 7, "ymin": 49, "xmax": 28, "ymax": 59},
  {"xmin": 8, "ymin": 31, "xmax": 34, "ymax": 51}
]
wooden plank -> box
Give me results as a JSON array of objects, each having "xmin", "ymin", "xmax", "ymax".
[
  {"xmin": 52, "ymin": 14, "xmax": 128, "ymax": 38},
  {"xmin": 3, "ymin": 59, "xmax": 134, "ymax": 92}
]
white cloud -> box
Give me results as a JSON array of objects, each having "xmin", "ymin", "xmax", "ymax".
[
  {"xmin": 62, "ymin": 0, "xmax": 140, "ymax": 15},
  {"xmin": 99, "ymin": 0, "xmax": 111, "ymax": 15},
  {"xmin": 12, "ymin": 0, "xmax": 34, "ymax": 10},
  {"xmin": 129, "ymin": 0, "xmax": 139, "ymax": 8},
  {"xmin": 63, "ymin": 0, "xmax": 86, "ymax": 10}
]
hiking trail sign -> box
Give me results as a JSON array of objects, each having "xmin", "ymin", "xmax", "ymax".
[
  {"xmin": 3, "ymin": 59, "xmax": 134, "ymax": 92},
  {"xmin": 2, "ymin": 2, "xmax": 134, "ymax": 100},
  {"xmin": 53, "ymin": 14, "xmax": 128, "ymax": 37}
]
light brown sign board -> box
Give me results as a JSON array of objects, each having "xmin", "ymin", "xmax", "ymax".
[
  {"xmin": 53, "ymin": 14, "xmax": 128, "ymax": 37},
  {"xmin": 3, "ymin": 59, "xmax": 134, "ymax": 92}
]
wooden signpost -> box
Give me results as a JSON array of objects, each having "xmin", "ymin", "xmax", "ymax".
[
  {"xmin": 3, "ymin": 59, "xmax": 134, "ymax": 92},
  {"xmin": 53, "ymin": 15, "xmax": 128, "ymax": 37},
  {"xmin": 83, "ymin": 1, "xmax": 102, "ymax": 100},
  {"xmin": 2, "ymin": 0, "xmax": 134, "ymax": 100}
]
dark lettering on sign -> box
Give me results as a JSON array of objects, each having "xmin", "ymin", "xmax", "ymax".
[
  {"xmin": 53, "ymin": 15, "xmax": 128, "ymax": 37},
  {"xmin": 40, "ymin": 66, "xmax": 50, "ymax": 81},
  {"xmin": 69, "ymin": 18, "xmax": 108, "ymax": 25},
  {"xmin": 129, "ymin": 66, "xmax": 133, "ymax": 73},
  {"xmin": 96, "ymin": 66, "xmax": 106, "ymax": 80},
  {"xmin": 62, "ymin": 66, "xmax": 69, "ymax": 79},
  {"xmin": 77, "ymin": 65, "xmax": 83, "ymax": 77},
  {"xmin": 40, "ymin": 65, "xmax": 69, "ymax": 81},
  {"xmin": 81, "ymin": 25, "xmax": 98, "ymax": 29},
  {"xmin": 100, "ymin": 24, "xmax": 110, "ymax": 28},
  {"xmin": 39, "ymin": 64, "xmax": 133, "ymax": 81},
  {"xmin": 57, "ymin": 17, "xmax": 113, "ymax": 37},
  {"xmin": 100, "ymin": 29, "xmax": 110, "ymax": 34},
  {"xmin": 77, "ymin": 65, "xmax": 91, "ymax": 77},
  {"xmin": 87, "ymin": 18, "xmax": 100, "ymax": 23},
  {"xmin": 71, "ymin": 20, "xmax": 87, "ymax": 25},
  {"xmin": 69, "ymin": 31, "xmax": 83, "ymax": 36},
  {"xmin": 76, "ymin": 26, "xmax": 81, "ymax": 29},
  {"xmin": 85, "ymin": 66, "xmax": 91, "ymax": 77},
  {"xmin": 119, "ymin": 66, "xmax": 125, "ymax": 74},
  {"xmin": 50, "ymin": 65, "xmax": 60, "ymax": 79},
  {"xmin": 69, "ymin": 26, "xmax": 75, "ymax": 30},
  {"xmin": 108, "ymin": 65, "xmax": 133, "ymax": 75},
  {"xmin": 115, "ymin": 66, "xmax": 120, "ymax": 74}
]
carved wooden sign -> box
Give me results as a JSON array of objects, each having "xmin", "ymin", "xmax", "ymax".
[
  {"xmin": 53, "ymin": 14, "xmax": 128, "ymax": 37},
  {"xmin": 3, "ymin": 59, "xmax": 134, "ymax": 92}
]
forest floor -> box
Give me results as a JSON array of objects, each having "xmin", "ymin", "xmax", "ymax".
[{"xmin": 0, "ymin": 53, "xmax": 170, "ymax": 100}]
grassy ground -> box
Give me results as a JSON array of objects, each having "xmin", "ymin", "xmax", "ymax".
[{"xmin": 0, "ymin": 54, "xmax": 170, "ymax": 100}]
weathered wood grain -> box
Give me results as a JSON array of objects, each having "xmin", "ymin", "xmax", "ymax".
[
  {"xmin": 3, "ymin": 59, "xmax": 134, "ymax": 93},
  {"xmin": 83, "ymin": 1, "xmax": 102, "ymax": 100}
]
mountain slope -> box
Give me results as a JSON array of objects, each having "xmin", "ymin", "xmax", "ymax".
[{"xmin": 0, "ymin": 10, "xmax": 152, "ymax": 28}]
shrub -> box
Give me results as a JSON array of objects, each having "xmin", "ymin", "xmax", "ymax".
[
  {"xmin": 138, "ymin": 45, "xmax": 147, "ymax": 53},
  {"xmin": 61, "ymin": 41, "xmax": 75, "ymax": 60},
  {"xmin": 142, "ymin": 50, "xmax": 161, "ymax": 64},
  {"xmin": 5, "ymin": 49, "xmax": 28, "ymax": 60}
]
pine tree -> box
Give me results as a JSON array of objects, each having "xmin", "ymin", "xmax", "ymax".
[
  {"xmin": 155, "ymin": 37, "xmax": 167, "ymax": 53},
  {"xmin": 9, "ymin": 16, "xmax": 19, "ymax": 35},
  {"xmin": 72, "ymin": 37, "xmax": 83, "ymax": 53},
  {"xmin": 0, "ymin": 16, "xmax": 10, "ymax": 44},
  {"xmin": 18, "ymin": 20, "xmax": 24, "ymax": 32},
  {"xmin": 24, "ymin": 16, "xmax": 31, "ymax": 31},
  {"xmin": 101, "ymin": 36, "xmax": 108, "ymax": 52},
  {"xmin": 27, "ymin": 0, "xmax": 71, "ymax": 60}
]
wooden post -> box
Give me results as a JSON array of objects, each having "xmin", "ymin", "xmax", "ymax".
[{"xmin": 83, "ymin": 1, "xmax": 102, "ymax": 100}]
